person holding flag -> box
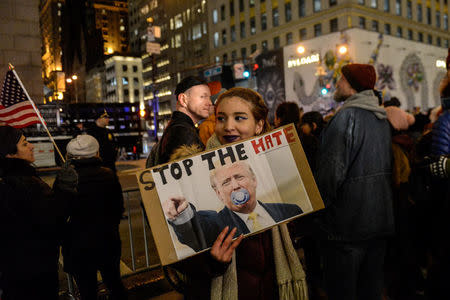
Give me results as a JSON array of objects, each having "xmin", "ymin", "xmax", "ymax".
[{"xmin": 0, "ymin": 66, "xmax": 77, "ymax": 300}]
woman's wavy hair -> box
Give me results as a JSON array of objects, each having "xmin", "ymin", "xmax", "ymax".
[{"xmin": 215, "ymin": 87, "xmax": 271, "ymax": 134}]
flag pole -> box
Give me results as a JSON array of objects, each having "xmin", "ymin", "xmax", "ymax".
[{"xmin": 8, "ymin": 64, "xmax": 66, "ymax": 163}]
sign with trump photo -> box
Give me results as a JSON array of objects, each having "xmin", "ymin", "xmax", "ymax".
[{"xmin": 137, "ymin": 124, "xmax": 324, "ymax": 265}]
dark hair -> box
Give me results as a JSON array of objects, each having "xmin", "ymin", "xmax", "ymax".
[
  {"xmin": 384, "ymin": 97, "xmax": 401, "ymax": 107},
  {"xmin": 215, "ymin": 87, "xmax": 271, "ymax": 134},
  {"xmin": 174, "ymin": 76, "xmax": 207, "ymax": 99},
  {"xmin": 275, "ymin": 102, "xmax": 300, "ymax": 126},
  {"xmin": 441, "ymin": 81, "xmax": 450, "ymax": 98},
  {"xmin": 301, "ymin": 111, "xmax": 324, "ymax": 136},
  {"xmin": 0, "ymin": 126, "xmax": 22, "ymax": 159}
]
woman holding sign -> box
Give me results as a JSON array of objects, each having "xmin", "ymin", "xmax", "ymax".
[{"xmin": 171, "ymin": 88, "xmax": 307, "ymax": 299}]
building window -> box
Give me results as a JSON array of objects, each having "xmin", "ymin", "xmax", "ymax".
[
  {"xmin": 299, "ymin": 0, "xmax": 306, "ymax": 17},
  {"xmin": 251, "ymin": 43, "xmax": 257, "ymax": 53},
  {"xmin": 397, "ymin": 26, "xmax": 402, "ymax": 37},
  {"xmin": 372, "ymin": 20, "xmax": 379, "ymax": 31},
  {"xmin": 330, "ymin": 18, "xmax": 338, "ymax": 32},
  {"xmin": 221, "ymin": 5, "xmax": 226, "ymax": 20},
  {"xmin": 231, "ymin": 25, "xmax": 236, "ymax": 41},
  {"xmin": 261, "ymin": 13, "xmax": 267, "ymax": 30},
  {"xmin": 250, "ymin": 17, "xmax": 256, "ymax": 35},
  {"xmin": 214, "ymin": 32, "xmax": 219, "ymax": 47},
  {"xmin": 250, "ymin": 0, "xmax": 255, "ymax": 7},
  {"xmin": 436, "ymin": 11, "xmax": 441, "ymax": 28},
  {"xmin": 395, "ymin": 0, "xmax": 401, "ymax": 16},
  {"xmin": 273, "ymin": 8, "xmax": 279, "ymax": 26},
  {"xmin": 285, "ymin": 2, "xmax": 292, "ymax": 22},
  {"xmin": 384, "ymin": 23, "xmax": 391, "ymax": 34},
  {"xmin": 262, "ymin": 40, "xmax": 268, "ymax": 51},
  {"xmin": 175, "ymin": 14, "xmax": 183, "ymax": 28},
  {"xmin": 122, "ymin": 65, "xmax": 128, "ymax": 72},
  {"xmin": 239, "ymin": 0, "xmax": 244, "ymax": 12},
  {"xmin": 232, "ymin": 50, "xmax": 237, "ymax": 60},
  {"xmin": 123, "ymin": 77, "xmax": 129, "ymax": 85},
  {"xmin": 426, "ymin": 7, "xmax": 431, "ymax": 24},
  {"xmin": 418, "ymin": 32, "xmax": 423, "ymax": 42},
  {"xmin": 444, "ymin": 14, "xmax": 448, "ymax": 30},
  {"xmin": 407, "ymin": 1, "xmax": 412, "ymax": 19},
  {"xmin": 330, "ymin": 0, "xmax": 337, "ymax": 6},
  {"xmin": 427, "ymin": 34, "xmax": 432, "ymax": 44},
  {"xmin": 222, "ymin": 29, "xmax": 227, "ymax": 45},
  {"xmin": 124, "ymin": 89, "xmax": 129, "ymax": 96},
  {"xmin": 314, "ymin": 0, "xmax": 321, "ymax": 12},
  {"xmin": 371, "ymin": 0, "xmax": 377, "ymax": 8},
  {"xmin": 213, "ymin": 9, "xmax": 218, "ymax": 24},
  {"xmin": 384, "ymin": 0, "xmax": 390, "ymax": 11},
  {"xmin": 240, "ymin": 21, "xmax": 246, "ymax": 38},
  {"xmin": 223, "ymin": 53, "xmax": 228, "ymax": 62},
  {"xmin": 286, "ymin": 32, "xmax": 293, "ymax": 45},
  {"xmin": 437, "ymin": 36, "xmax": 441, "ymax": 47},
  {"xmin": 274, "ymin": 36, "xmax": 280, "ymax": 49},
  {"xmin": 175, "ymin": 33, "xmax": 181, "ymax": 48},
  {"xmin": 417, "ymin": 4, "xmax": 422, "ymax": 22},
  {"xmin": 134, "ymin": 89, "xmax": 139, "ymax": 97},
  {"xmin": 444, "ymin": 39, "xmax": 449, "ymax": 48},
  {"xmin": 230, "ymin": 0, "xmax": 235, "ymax": 16},
  {"xmin": 359, "ymin": 0, "xmax": 364, "ymax": 4},
  {"xmin": 133, "ymin": 77, "xmax": 139, "ymax": 84},
  {"xmin": 299, "ymin": 28, "xmax": 307, "ymax": 40},
  {"xmin": 407, "ymin": 29, "xmax": 413, "ymax": 40},
  {"xmin": 133, "ymin": 65, "xmax": 138, "ymax": 72},
  {"xmin": 241, "ymin": 47, "xmax": 247, "ymax": 58},
  {"xmin": 359, "ymin": 17, "xmax": 366, "ymax": 29},
  {"xmin": 314, "ymin": 23, "xmax": 322, "ymax": 36}
]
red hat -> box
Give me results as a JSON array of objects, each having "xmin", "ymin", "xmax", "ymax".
[
  {"xmin": 341, "ymin": 64, "xmax": 376, "ymax": 92},
  {"xmin": 446, "ymin": 48, "xmax": 450, "ymax": 70}
]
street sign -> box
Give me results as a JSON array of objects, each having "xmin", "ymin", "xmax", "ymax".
[
  {"xmin": 203, "ymin": 66, "xmax": 222, "ymax": 77},
  {"xmin": 146, "ymin": 42, "xmax": 161, "ymax": 54}
]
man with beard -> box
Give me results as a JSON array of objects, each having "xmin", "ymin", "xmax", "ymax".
[{"xmin": 315, "ymin": 64, "xmax": 394, "ymax": 300}]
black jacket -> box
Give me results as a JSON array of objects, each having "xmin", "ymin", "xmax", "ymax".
[
  {"xmin": 0, "ymin": 158, "xmax": 68, "ymax": 278},
  {"xmin": 316, "ymin": 106, "xmax": 394, "ymax": 241},
  {"xmin": 87, "ymin": 125, "xmax": 117, "ymax": 171},
  {"xmin": 157, "ymin": 111, "xmax": 204, "ymax": 165},
  {"xmin": 57, "ymin": 157, "xmax": 124, "ymax": 272}
]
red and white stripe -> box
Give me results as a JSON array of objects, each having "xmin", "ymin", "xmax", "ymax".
[{"xmin": 0, "ymin": 100, "xmax": 41, "ymax": 128}]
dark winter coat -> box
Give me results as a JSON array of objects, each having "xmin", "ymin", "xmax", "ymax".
[
  {"xmin": 87, "ymin": 125, "xmax": 118, "ymax": 171},
  {"xmin": 57, "ymin": 157, "xmax": 124, "ymax": 273},
  {"xmin": 431, "ymin": 110, "xmax": 450, "ymax": 156},
  {"xmin": 156, "ymin": 111, "xmax": 205, "ymax": 165},
  {"xmin": 0, "ymin": 158, "xmax": 68, "ymax": 278},
  {"xmin": 316, "ymin": 105, "xmax": 394, "ymax": 241}
]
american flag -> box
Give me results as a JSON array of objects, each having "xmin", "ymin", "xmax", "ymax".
[{"xmin": 0, "ymin": 69, "xmax": 41, "ymax": 128}]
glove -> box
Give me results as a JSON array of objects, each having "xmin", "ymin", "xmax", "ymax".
[
  {"xmin": 429, "ymin": 155, "xmax": 449, "ymax": 179},
  {"xmin": 56, "ymin": 160, "xmax": 78, "ymax": 192}
]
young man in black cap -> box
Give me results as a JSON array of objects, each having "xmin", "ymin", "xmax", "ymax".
[
  {"xmin": 87, "ymin": 110, "xmax": 118, "ymax": 171},
  {"xmin": 315, "ymin": 64, "xmax": 394, "ymax": 300},
  {"xmin": 147, "ymin": 76, "xmax": 212, "ymax": 166}
]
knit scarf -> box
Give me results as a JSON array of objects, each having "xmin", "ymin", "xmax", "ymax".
[
  {"xmin": 341, "ymin": 90, "xmax": 387, "ymax": 120},
  {"xmin": 210, "ymin": 224, "xmax": 309, "ymax": 300}
]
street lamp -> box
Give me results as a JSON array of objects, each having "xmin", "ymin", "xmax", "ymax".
[{"xmin": 66, "ymin": 74, "xmax": 78, "ymax": 103}]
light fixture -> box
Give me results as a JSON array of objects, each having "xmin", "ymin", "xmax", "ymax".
[
  {"xmin": 66, "ymin": 78, "xmax": 72, "ymax": 83},
  {"xmin": 72, "ymin": 75, "xmax": 78, "ymax": 80},
  {"xmin": 338, "ymin": 45, "xmax": 348, "ymax": 55},
  {"xmin": 297, "ymin": 46, "xmax": 305, "ymax": 54}
]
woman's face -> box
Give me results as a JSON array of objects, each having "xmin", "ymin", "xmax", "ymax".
[
  {"xmin": 6, "ymin": 135, "xmax": 35, "ymax": 163},
  {"xmin": 215, "ymin": 96, "xmax": 264, "ymax": 145}
]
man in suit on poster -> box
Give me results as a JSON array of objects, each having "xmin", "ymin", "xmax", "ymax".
[{"xmin": 162, "ymin": 161, "xmax": 303, "ymax": 252}]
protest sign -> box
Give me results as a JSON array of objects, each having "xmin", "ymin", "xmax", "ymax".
[{"xmin": 137, "ymin": 124, "xmax": 324, "ymax": 265}]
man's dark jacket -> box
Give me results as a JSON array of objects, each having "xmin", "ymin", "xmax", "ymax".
[
  {"xmin": 431, "ymin": 110, "xmax": 450, "ymax": 156},
  {"xmin": 157, "ymin": 111, "xmax": 204, "ymax": 165},
  {"xmin": 0, "ymin": 158, "xmax": 68, "ymax": 278},
  {"xmin": 57, "ymin": 157, "xmax": 124, "ymax": 273},
  {"xmin": 170, "ymin": 201, "xmax": 303, "ymax": 252},
  {"xmin": 87, "ymin": 125, "xmax": 117, "ymax": 171},
  {"xmin": 316, "ymin": 106, "xmax": 394, "ymax": 241}
]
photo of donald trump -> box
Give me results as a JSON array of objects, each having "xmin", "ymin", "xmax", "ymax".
[{"xmin": 162, "ymin": 160, "xmax": 303, "ymax": 252}]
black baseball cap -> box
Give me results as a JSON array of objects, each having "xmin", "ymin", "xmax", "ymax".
[{"xmin": 174, "ymin": 76, "xmax": 207, "ymax": 99}]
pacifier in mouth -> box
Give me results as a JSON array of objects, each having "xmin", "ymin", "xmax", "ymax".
[{"xmin": 231, "ymin": 188, "xmax": 250, "ymax": 205}]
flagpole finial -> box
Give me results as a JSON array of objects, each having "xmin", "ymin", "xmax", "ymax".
[{"xmin": 8, "ymin": 63, "xmax": 15, "ymax": 70}]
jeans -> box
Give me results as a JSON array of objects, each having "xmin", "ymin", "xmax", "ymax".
[{"xmin": 322, "ymin": 239, "xmax": 387, "ymax": 300}]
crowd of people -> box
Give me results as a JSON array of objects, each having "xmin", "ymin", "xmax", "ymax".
[{"xmin": 1, "ymin": 51, "xmax": 449, "ymax": 300}]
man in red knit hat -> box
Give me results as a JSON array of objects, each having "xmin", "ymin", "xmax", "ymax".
[{"xmin": 316, "ymin": 63, "xmax": 394, "ymax": 300}]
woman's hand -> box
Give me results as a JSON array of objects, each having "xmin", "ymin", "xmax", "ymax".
[{"xmin": 210, "ymin": 226, "xmax": 243, "ymax": 263}]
